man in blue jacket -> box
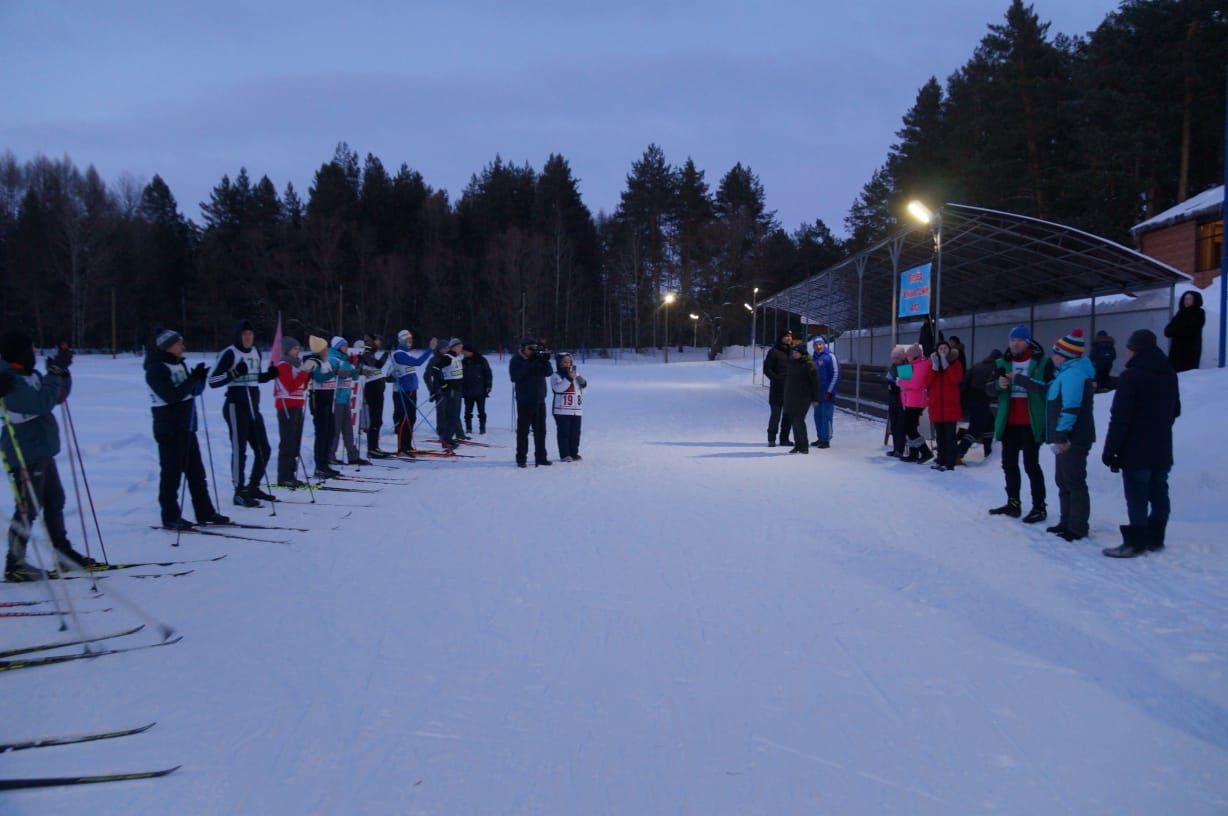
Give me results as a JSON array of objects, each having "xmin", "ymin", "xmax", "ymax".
[
  {"xmin": 811, "ymin": 336, "xmax": 839, "ymax": 449},
  {"xmin": 1, "ymin": 331, "xmax": 94, "ymax": 580},
  {"xmin": 509, "ymin": 337, "xmax": 554, "ymax": 468},
  {"xmin": 1101, "ymin": 330, "xmax": 1181, "ymax": 558},
  {"xmin": 390, "ymin": 329, "xmax": 436, "ymax": 455}
]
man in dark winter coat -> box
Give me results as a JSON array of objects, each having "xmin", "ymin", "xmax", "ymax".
[
  {"xmin": 145, "ymin": 329, "xmax": 230, "ymax": 530},
  {"xmin": 1089, "ymin": 330, "xmax": 1117, "ymax": 390},
  {"xmin": 1164, "ymin": 290, "xmax": 1205, "ymax": 372},
  {"xmin": 782, "ymin": 344, "xmax": 820, "ymax": 453},
  {"xmin": 359, "ymin": 334, "xmax": 390, "ymax": 456},
  {"xmin": 956, "ymin": 349, "xmax": 1000, "ymax": 461},
  {"xmin": 461, "ymin": 344, "xmax": 493, "ymax": 434},
  {"xmin": 1101, "ymin": 329, "xmax": 1181, "ymax": 558},
  {"xmin": 509, "ymin": 337, "xmax": 554, "ymax": 467},
  {"xmin": 1, "ymin": 332, "xmax": 95, "ymax": 580},
  {"xmin": 762, "ymin": 330, "xmax": 792, "ymax": 447}
]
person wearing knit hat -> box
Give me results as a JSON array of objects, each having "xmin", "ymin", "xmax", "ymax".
[
  {"xmin": 303, "ymin": 335, "xmax": 340, "ymax": 479},
  {"xmin": 358, "ymin": 333, "xmax": 391, "ymax": 457},
  {"xmin": 156, "ymin": 329, "xmax": 184, "ymax": 351},
  {"xmin": 1089, "ymin": 329, "xmax": 1117, "ymax": 391},
  {"xmin": 1101, "ymin": 328, "xmax": 1180, "ymax": 557},
  {"xmin": 390, "ymin": 331, "xmax": 437, "ymax": 456},
  {"xmin": 1052, "ymin": 328, "xmax": 1087, "ymax": 360},
  {"xmin": 207, "ymin": 319, "xmax": 279, "ymax": 507},
  {"xmin": 1, "ymin": 332, "xmax": 97, "ymax": 580},
  {"xmin": 272, "ymin": 336, "xmax": 311, "ymax": 487},
  {"xmin": 425, "ymin": 336, "xmax": 466, "ymax": 448},
  {"xmin": 811, "ymin": 335, "xmax": 838, "ymax": 449},
  {"xmin": 989, "ymin": 324, "xmax": 1055, "ymax": 521},
  {"xmin": 896, "ymin": 342, "xmax": 934, "ymax": 464},
  {"xmin": 762, "ymin": 329, "xmax": 794, "ymax": 448},
  {"xmin": 327, "ymin": 333, "xmax": 366, "ymax": 466}
]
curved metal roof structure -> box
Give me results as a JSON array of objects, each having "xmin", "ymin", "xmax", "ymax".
[{"xmin": 759, "ymin": 204, "xmax": 1192, "ymax": 332}]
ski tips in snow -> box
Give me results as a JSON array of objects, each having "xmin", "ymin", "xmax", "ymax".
[{"xmin": 0, "ymin": 765, "xmax": 181, "ymax": 790}]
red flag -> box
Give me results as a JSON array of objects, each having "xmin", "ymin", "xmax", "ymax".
[{"xmin": 270, "ymin": 312, "xmax": 283, "ymax": 365}]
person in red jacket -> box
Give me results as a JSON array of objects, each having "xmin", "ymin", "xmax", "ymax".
[
  {"xmin": 273, "ymin": 336, "xmax": 310, "ymax": 487},
  {"xmin": 926, "ymin": 339, "xmax": 964, "ymax": 471}
]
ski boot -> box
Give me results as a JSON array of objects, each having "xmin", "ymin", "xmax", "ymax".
[{"xmin": 989, "ymin": 498, "xmax": 1022, "ymax": 518}]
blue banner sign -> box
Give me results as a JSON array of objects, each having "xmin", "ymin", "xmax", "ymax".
[{"xmin": 899, "ymin": 262, "xmax": 932, "ymax": 318}]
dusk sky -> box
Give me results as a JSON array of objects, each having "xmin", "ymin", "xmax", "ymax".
[{"xmin": 2, "ymin": 1, "xmax": 1119, "ymax": 236}]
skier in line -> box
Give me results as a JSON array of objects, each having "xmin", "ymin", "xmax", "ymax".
[
  {"xmin": 811, "ymin": 335, "xmax": 839, "ymax": 449},
  {"xmin": 1, "ymin": 331, "xmax": 95, "ymax": 580},
  {"xmin": 145, "ymin": 328, "xmax": 230, "ymax": 530},
  {"xmin": 763, "ymin": 329, "xmax": 792, "ymax": 448},
  {"xmin": 461, "ymin": 343, "xmax": 493, "ymax": 435},
  {"xmin": 550, "ymin": 352, "xmax": 587, "ymax": 461},
  {"xmin": 425, "ymin": 338, "xmax": 464, "ymax": 450},
  {"xmin": 510, "ymin": 337, "xmax": 554, "ymax": 468},
  {"xmin": 390, "ymin": 329, "xmax": 436, "ymax": 455},
  {"xmin": 273, "ymin": 336, "xmax": 310, "ymax": 488},
  {"xmin": 304, "ymin": 335, "xmax": 340, "ymax": 479},
  {"xmin": 328, "ymin": 337, "xmax": 367, "ymax": 466},
  {"xmin": 359, "ymin": 333, "xmax": 390, "ymax": 456},
  {"xmin": 208, "ymin": 319, "xmax": 278, "ymax": 508},
  {"xmin": 989, "ymin": 325, "xmax": 1054, "ymax": 523}
]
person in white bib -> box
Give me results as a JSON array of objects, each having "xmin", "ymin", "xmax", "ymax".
[{"xmin": 550, "ymin": 353, "xmax": 587, "ymax": 462}]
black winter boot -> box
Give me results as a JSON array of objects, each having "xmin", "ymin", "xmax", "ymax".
[
  {"xmin": 768, "ymin": 434, "xmax": 777, "ymax": 448},
  {"xmin": 1103, "ymin": 525, "xmax": 1147, "ymax": 558},
  {"xmin": 914, "ymin": 443, "xmax": 934, "ymax": 464},
  {"xmin": 1146, "ymin": 521, "xmax": 1166, "ymax": 552},
  {"xmin": 1022, "ymin": 505, "xmax": 1047, "ymax": 524},
  {"xmin": 989, "ymin": 498, "xmax": 1022, "ymax": 517}
]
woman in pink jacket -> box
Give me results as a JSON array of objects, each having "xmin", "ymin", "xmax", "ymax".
[{"xmin": 896, "ymin": 343, "xmax": 934, "ymax": 464}]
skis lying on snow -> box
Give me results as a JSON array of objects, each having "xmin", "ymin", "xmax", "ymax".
[
  {"xmin": 211, "ymin": 520, "xmax": 313, "ymax": 532},
  {"xmin": 0, "ymin": 599, "xmax": 49, "ymax": 608},
  {"xmin": 61, "ymin": 569, "xmax": 194, "ymax": 581},
  {"xmin": 400, "ymin": 448, "xmax": 481, "ymax": 459},
  {"xmin": 151, "ymin": 526, "xmax": 289, "ymax": 544},
  {"xmin": 0, "ymin": 722, "xmax": 155, "ymax": 754},
  {"xmin": 0, "ymin": 624, "xmax": 144, "ymax": 659},
  {"xmin": 277, "ymin": 482, "xmax": 380, "ymax": 494},
  {"xmin": 0, "ymin": 636, "xmax": 183, "ymax": 673},
  {"xmin": 430, "ymin": 437, "xmax": 502, "ymax": 448},
  {"xmin": 0, "ymin": 765, "xmax": 180, "ymax": 790},
  {"xmin": 2, "ymin": 608, "xmax": 113, "ymax": 618},
  {"xmin": 85, "ymin": 555, "xmax": 227, "ymax": 572},
  {"xmin": 272, "ymin": 497, "xmax": 374, "ymax": 508},
  {"xmin": 328, "ymin": 474, "xmax": 410, "ymax": 485}
]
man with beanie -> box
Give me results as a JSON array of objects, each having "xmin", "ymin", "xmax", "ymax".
[
  {"xmin": 509, "ymin": 337, "xmax": 554, "ymax": 467},
  {"xmin": 811, "ymin": 335, "xmax": 839, "ymax": 449},
  {"xmin": 390, "ymin": 330, "xmax": 436, "ymax": 455},
  {"xmin": 762, "ymin": 330, "xmax": 793, "ymax": 448},
  {"xmin": 146, "ymin": 329, "xmax": 231, "ymax": 530},
  {"xmin": 1021, "ymin": 328, "xmax": 1096, "ymax": 541},
  {"xmin": 1089, "ymin": 330, "xmax": 1117, "ymax": 391},
  {"xmin": 1101, "ymin": 330, "xmax": 1181, "ymax": 558},
  {"xmin": 273, "ymin": 336, "xmax": 310, "ymax": 487},
  {"xmin": 209, "ymin": 319, "xmax": 278, "ymax": 507},
  {"xmin": 425, "ymin": 338, "xmax": 465, "ymax": 449},
  {"xmin": 359, "ymin": 334, "xmax": 390, "ymax": 456},
  {"xmin": 461, "ymin": 343, "xmax": 493, "ymax": 435},
  {"xmin": 303, "ymin": 335, "xmax": 340, "ymax": 479},
  {"xmin": 990, "ymin": 325, "xmax": 1053, "ymax": 522},
  {"xmin": 1, "ymin": 331, "xmax": 95, "ymax": 580}
]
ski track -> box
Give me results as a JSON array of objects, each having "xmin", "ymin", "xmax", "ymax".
[{"xmin": 1, "ymin": 355, "xmax": 1227, "ymax": 814}]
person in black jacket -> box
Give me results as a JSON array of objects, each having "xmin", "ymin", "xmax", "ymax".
[
  {"xmin": 1089, "ymin": 330, "xmax": 1116, "ymax": 391},
  {"xmin": 782, "ymin": 343, "xmax": 820, "ymax": 454},
  {"xmin": 145, "ymin": 329, "xmax": 230, "ymax": 530},
  {"xmin": 1101, "ymin": 329, "xmax": 1181, "ymax": 558},
  {"xmin": 762, "ymin": 330, "xmax": 793, "ymax": 447},
  {"xmin": 1164, "ymin": 290, "xmax": 1205, "ymax": 372},
  {"xmin": 956, "ymin": 349, "xmax": 1000, "ymax": 462},
  {"xmin": 208, "ymin": 319, "xmax": 278, "ymax": 507},
  {"xmin": 461, "ymin": 344, "xmax": 493, "ymax": 434},
  {"xmin": 509, "ymin": 337, "xmax": 554, "ymax": 467}
]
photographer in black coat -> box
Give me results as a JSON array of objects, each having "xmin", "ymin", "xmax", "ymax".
[
  {"xmin": 782, "ymin": 343, "xmax": 820, "ymax": 454},
  {"xmin": 1101, "ymin": 330, "xmax": 1181, "ymax": 558},
  {"xmin": 509, "ymin": 337, "xmax": 554, "ymax": 468},
  {"xmin": 762, "ymin": 330, "xmax": 793, "ymax": 447}
]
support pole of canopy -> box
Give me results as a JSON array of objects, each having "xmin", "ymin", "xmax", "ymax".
[
  {"xmin": 889, "ymin": 236, "xmax": 904, "ymax": 348},
  {"xmin": 855, "ymin": 256, "xmax": 866, "ymax": 418}
]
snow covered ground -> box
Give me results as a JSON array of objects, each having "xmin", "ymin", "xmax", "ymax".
[{"xmin": 3, "ymin": 351, "xmax": 1228, "ymax": 815}]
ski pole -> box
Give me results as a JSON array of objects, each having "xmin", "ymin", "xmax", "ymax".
[
  {"xmin": 197, "ymin": 389, "xmax": 222, "ymax": 511},
  {"xmin": 242, "ymin": 385, "xmax": 277, "ymax": 518},
  {"xmin": 61, "ymin": 400, "xmax": 109, "ymax": 564},
  {"xmin": 60, "ymin": 404, "xmax": 95, "ymax": 562},
  {"xmin": 296, "ymin": 454, "xmax": 317, "ymax": 502}
]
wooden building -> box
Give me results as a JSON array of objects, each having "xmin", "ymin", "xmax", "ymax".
[{"xmin": 1132, "ymin": 185, "xmax": 1224, "ymax": 289}]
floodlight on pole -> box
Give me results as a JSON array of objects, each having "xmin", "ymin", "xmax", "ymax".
[
  {"xmin": 907, "ymin": 201, "xmax": 934, "ymax": 224},
  {"xmin": 743, "ymin": 303, "xmax": 753, "ymax": 312},
  {"xmin": 689, "ymin": 314, "xmax": 700, "ymax": 347},
  {"xmin": 907, "ymin": 200, "xmax": 943, "ymax": 335},
  {"xmin": 663, "ymin": 293, "xmax": 675, "ymax": 363}
]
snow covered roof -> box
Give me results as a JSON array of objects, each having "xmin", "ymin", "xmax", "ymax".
[
  {"xmin": 1131, "ymin": 185, "xmax": 1225, "ymax": 235},
  {"xmin": 761, "ymin": 203, "xmax": 1191, "ymax": 333}
]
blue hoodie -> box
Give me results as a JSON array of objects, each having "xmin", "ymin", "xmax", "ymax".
[{"xmin": 1046, "ymin": 355, "xmax": 1095, "ymax": 446}]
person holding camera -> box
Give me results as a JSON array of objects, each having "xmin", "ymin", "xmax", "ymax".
[
  {"xmin": 208, "ymin": 319, "xmax": 278, "ymax": 507},
  {"xmin": 551, "ymin": 353, "xmax": 587, "ymax": 461},
  {"xmin": 146, "ymin": 328, "xmax": 231, "ymax": 528},
  {"xmin": 1, "ymin": 332, "xmax": 96, "ymax": 580},
  {"xmin": 510, "ymin": 337, "xmax": 554, "ymax": 468}
]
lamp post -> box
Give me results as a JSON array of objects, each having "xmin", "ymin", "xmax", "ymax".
[
  {"xmin": 743, "ymin": 287, "xmax": 759, "ymax": 383},
  {"xmin": 663, "ymin": 293, "xmax": 675, "ymax": 363},
  {"xmin": 689, "ymin": 313, "xmax": 700, "ymax": 348},
  {"xmin": 907, "ymin": 202, "xmax": 942, "ymax": 335}
]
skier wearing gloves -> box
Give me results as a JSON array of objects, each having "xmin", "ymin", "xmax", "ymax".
[
  {"xmin": 390, "ymin": 329, "xmax": 436, "ymax": 455},
  {"xmin": 208, "ymin": 319, "xmax": 278, "ymax": 507},
  {"xmin": 359, "ymin": 334, "xmax": 390, "ymax": 456},
  {"xmin": 273, "ymin": 336, "xmax": 311, "ymax": 487},
  {"xmin": 303, "ymin": 335, "xmax": 340, "ymax": 479},
  {"xmin": 145, "ymin": 328, "xmax": 230, "ymax": 530},
  {"xmin": 550, "ymin": 353, "xmax": 587, "ymax": 461},
  {"xmin": 1, "ymin": 331, "xmax": 95, "ymax": 580},
  {"xmin": 426, "ymin": 338, "xmax": 464, "ymax": 450},
  {"xmin": 811, "ymin": 335, "xmax": 839, "ymax": 449},
  {"xmin": 328, "ymin": 337, "xmax": 367, "ymax": 466}
]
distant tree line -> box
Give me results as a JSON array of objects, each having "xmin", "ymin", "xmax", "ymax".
[{"xmin": 0, "ymin": 0, "xmax": 1221, "ymax": 352}]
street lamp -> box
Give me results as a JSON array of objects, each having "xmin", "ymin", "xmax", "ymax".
[
  {"xmin": 907, "ymin": 201, "xmax": 942, "ymax": 335},
  {"xmin": 745, "ymin": 286, "xmax": 759, "ymax": 383},
  {"xmin": 663, "ymin": 293, "xmax": 677, "ymax": 363},
  {"xmin": 689, "ymin": 313, "xmax": 700, "ymax": 348}
]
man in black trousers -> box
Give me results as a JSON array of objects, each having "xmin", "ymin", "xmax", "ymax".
[{"xmin": 509, "ymin": 337, "xmax": 553, "ymax": 468}]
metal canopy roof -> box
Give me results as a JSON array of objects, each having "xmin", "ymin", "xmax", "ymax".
[{"xmin": 760, "ymin": 204, "xmax": 1192, "ymax": 333}]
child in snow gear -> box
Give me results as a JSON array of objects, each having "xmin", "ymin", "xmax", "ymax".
[
  {"xmin": 1163, "ymin": 290, "xmax": 1205, "ymax": 372},
  {"xmin": 359, "ymin": 334, "xmax": 390, "ymax": 455},
  {"xmin": 1, "ymin": 332, "xmax": 95, "ymax": 580},
  {"xmin": 990, "ymin": 325, "xmax": 1054, "ymax": 522},
  {"xmin": 208, "ymin": 320, "xmax": 277, "ymax": 507},
  {"xmin": 303, "ymin": 335, "xmax": 339, "ymax": 479},
  {"xmin": 327, "ymin": 337, "xmax": 366, "ymax": 465},
  {"xmin": 926, "ymin": 339, "xmax": 964, "ymax": 470},
  {"xmin": 897, "ymin": 344, "xmax": 933, "ymax": 464},
  {"xmin": 550, "ymin": 353, "xmax": 587, "ymax": 461},
  {"xmin": 461, "ymin": 344, "xmax": 493, "ymax": 434},
  {"xmin": 956, "ymin": 350, "xmax": 1000, "ymax": 462},
  {"xmin": 884, "ymin": 347, "xmax": 907, "ymax": 456},
  {"xmin": 762, "ymin": 330, "xmax": 793, "ymax": 447},
  {"xmin": 145, "ymin": 329, "xmax": 230, "ymax": 529},
  {"xmin": 811, "ymin": 336, "xmax": 839, "ymax": 448},
  {"xmin": 273, "ymin": 336, "xmax": 310, "ymax": 487},
  {"xmin": 1089, "ymin": 330, "xmax": 1116, "ymax": 391},
  {"xmin": 1101, "ymin": 330, "xmax": 1181, "ymax": 558},
  {"xmin": 783, "ymin": 343, "xmax": 820, "ymax": 453},
  {"xmin": 509, "ymin": 337, "xmax": 554, "ymax": 467},
  {"xmin": 390, "ymin": 330, "xmax": 436, "ymax": 455}
]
